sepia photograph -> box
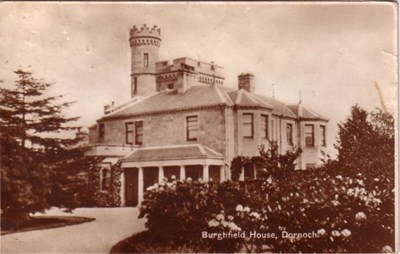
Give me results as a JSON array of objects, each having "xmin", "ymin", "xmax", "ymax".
[{"xmin": 0, "ymin": 2, "xmax": 397, "ymax": 253}]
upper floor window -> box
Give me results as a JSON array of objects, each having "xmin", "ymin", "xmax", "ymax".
[
  {"xmin": 261, "ymin": 114, "xmax": 269, "ymax": 139},
  {"xmin": 125, "ymin": 122, "xmax": 134, "ymax": 144},
  {"xmin": 320, "ymin": 125, "xmax": 326, "ymax": 146},
  {"xmin": 243, "ymin": 113, "xmax": 254, "ymax": 138},
  {"xmin": 305, "ymin": 124, "xmax": 314, "ymax": 147},
  {"xmin": 98, "ymin": 123, "xmax": 105, "ymax": 142},
  {"xmin": 287, "ymin": 123, "xmax": 293, "ymax": 146},
  {"xmin": 144, "ymin": 53, "xmax": 149, "ymax": 67},
  {"xmin": 135, "ymin": 121, "xmax": 143, "ymax": 145},
  {"xmin": 186, "ymin": 116, "xmax": 198, "ymax": 141}
]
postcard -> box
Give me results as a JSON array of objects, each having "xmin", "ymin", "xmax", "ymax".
[{"xmin": 0, "ymin": 2, "xmax": 397, "ymax": 253}]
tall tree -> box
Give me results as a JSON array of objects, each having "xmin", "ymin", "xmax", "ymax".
[
  {"xmin": 334, "ymin": 105, "xmax": 394, "ymax": 179},
  {"xmin": 0, "ymin": 69, "xmax": 80, "ymax": 225}
]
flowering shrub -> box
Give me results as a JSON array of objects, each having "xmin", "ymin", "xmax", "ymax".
[
  {"xmin": 139, "ymin": 177, "xmax": 221, "ymax": 247},
  {"xmin": 139, "ymin": 168, "xmax": 394, "ymax": 253}
]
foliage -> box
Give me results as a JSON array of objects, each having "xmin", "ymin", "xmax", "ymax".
[
  {"xmin": 333, "ymin": 105, "xmax": 394, "ymax": 181},
  {"xmin": 88, "ymin": 160, "xmax": 122, "ymax": 207},
  {"xmin": 139, "ymin": 177, "xmax": 221, "ymax": 247},
  {"xmin": 230, "ymin": 141, "xmax": 301, "ymax": 182},
  {"xmin": 0, "ymin": 69, "xmax": 83, "ymax": 222}
]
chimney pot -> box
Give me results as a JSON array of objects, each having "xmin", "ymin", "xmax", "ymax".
[{"xmin": 238, "ymin": 73, "xmax": 255, "ymax": 93}]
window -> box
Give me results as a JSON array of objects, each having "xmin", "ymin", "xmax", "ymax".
[
  {"xmin": 243, "ymin": 113, "xmax": 254, "ymax": 138},
  {"xmin": 271, "ymin": 119, "xmax": 274, "ymax": 140},
  {"xmin": 125, "ymin": 122, "xmax": 134, "ymax": 144},
  {"xmin": 101, "ymin": 167, "xmax": 111, "ymax": 191},
  {"xmin": 320, "ymin": 125, "xmax": 326, "ymax": 146},
  {"xmin": 144, "ymin": 53, "xmax": 149, "ymax": 67},
  {"xmin": 244, "ymin": 163, "xmax": 255, "ymax": 180},
  {"xmin": 306, "ymin": 163, "xmax": 316, "ymax": 170},
  {"xmin": 286, "ymin": 123, "xmax": 293, "ymax": 145},
  {"xmin": 186, "ymin": 116, "xmax": 198, "ymax": 141},
  {"xmin": 135, "ymin": 121, "xmax": 143, "ymax": 145},
  {"xmin": 167, "ymin": 83, "xmax": 174, "ymax": 89},
  {"xmin": 305, "ymin": 124, "xmax": 314, "ymax": 147},
  {"xmin": 133, "ymin": 77, "xmax": 137, "ymax": 93},
  {"xmin": 261, "ymin": 115, "xmax": 269, "ymax": 139},
  {"xmin": 98, "ymin": 123, "xmax": 105, "ymax": 141}
]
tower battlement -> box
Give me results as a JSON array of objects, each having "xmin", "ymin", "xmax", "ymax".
[{"xmin": 130, "ymin": 24, "xmax": 161, "ymax": 38}]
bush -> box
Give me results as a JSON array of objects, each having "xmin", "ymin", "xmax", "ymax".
[{"xmin": 139, "ymin": 168, "xmax": 394, "ymax": 253}]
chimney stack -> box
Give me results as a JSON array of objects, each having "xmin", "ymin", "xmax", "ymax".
[{"xmin": 238, "ymin": 73, "xmax": 255, "ymax": 93}]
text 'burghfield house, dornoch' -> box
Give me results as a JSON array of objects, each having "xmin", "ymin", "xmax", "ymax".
[{"xmin": 86, "ymin": 24, "xmax": 329, "ymax": 206}]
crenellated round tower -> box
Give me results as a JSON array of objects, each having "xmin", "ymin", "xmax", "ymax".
[{"xmin": 129, "ymin": 24, "xmax": 161, "ymax": 98}]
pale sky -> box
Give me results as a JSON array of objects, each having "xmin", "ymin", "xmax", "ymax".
[{"xmin": 0, "ymin": 2, "xmax": 397, "ymax": 155}]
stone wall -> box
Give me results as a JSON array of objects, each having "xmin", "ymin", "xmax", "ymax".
[{"xmin": 97, "ymin": 107, "xmax": 226, "ymax": 155}]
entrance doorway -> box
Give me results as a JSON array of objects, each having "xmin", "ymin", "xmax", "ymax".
[{"xmin": 124, "ymin": 168, "xmax": 138, "ymax": 206}]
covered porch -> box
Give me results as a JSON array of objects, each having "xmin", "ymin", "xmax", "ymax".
[{"xmin": 119, "ymin": 144, "xmax": 226, "ymax": 207}]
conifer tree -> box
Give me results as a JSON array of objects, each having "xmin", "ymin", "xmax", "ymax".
[
  {"xmin": 0, "ymin": 69, "xmax": 81, "ymax": 224},
  {"xmin": 334, "ymin": 105, "xmax": 394, "ymax": 179}
]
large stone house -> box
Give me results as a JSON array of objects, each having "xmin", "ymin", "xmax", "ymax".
[{"xmin": 86, "ymin": 24, "xmax": 328, "ymax": 206}]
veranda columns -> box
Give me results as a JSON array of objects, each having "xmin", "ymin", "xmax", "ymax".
[
  {"xmin": 180, "ymin": 165, "xmax": 185, "ymax": 180},
  {"xmin": 203, "ymin": 164, "xmax": 209, "ymax": 182},
  {"xmin": 219, "ymin": 166, "xmax": 224, "ymax": 183},
  {"xmin": 138, "ymin": 167, "xmax": 144, "ymax": 205},
  {"xmin": 239, "ymin": 167, "xmax": 245, "ymax": 181},
  {"xmin": 158, "ymin": 166, "xmax": 164, "ymax": 183}
]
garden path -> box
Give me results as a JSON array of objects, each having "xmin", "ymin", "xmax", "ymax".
[{"xmin": 1, "ymin": 207, "xmax": 145, "ymax": 253}]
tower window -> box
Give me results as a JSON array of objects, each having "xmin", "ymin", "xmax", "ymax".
[
  {"xmin": 144, "ymin": 53, "xmax": 149, "ymax": 67},
  {"xmin": 287, "ymin": 123, "xmax": 293, "ymax": 145},
  {"xmin": 242, "ymin": 113, "xmax": 254, "ymax": 138},
  {"xmin": 305, "ymin": 124, "xmax": 314, "ymax": 147},
  {"xmin": 133, "ymin": 77, "xmax": 137, "ymax": 93},
  {"xmin": 186, "ymin": 116, "xmax": 198, "ymax": 141}
]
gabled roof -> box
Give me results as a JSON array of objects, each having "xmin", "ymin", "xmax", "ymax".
[
  {"xmin": 100, "ymin": 85, "xmax": 231, "ymax": 120},
  {"xmin": 99, "ymin": 84, "xmax": 327, "ymax": 121},
  {"xmin": 122, "ymin": 144, "xmax": 223, "ymax": 162},
  {"xmin": 288, "ymin": 104, "xmax": 329, "ymax": 121}
]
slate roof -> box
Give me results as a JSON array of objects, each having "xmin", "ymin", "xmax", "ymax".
[
  {"xmin": 100, "ymin": 84, "xmax": 327, "ymax": 121},
  {"xmin": 122, "ymin": 144, "xmax": 224, "ymax": 162},
  {"xmin": 287, "ymin": 104, "xmax": 329, "ymax": 121}
]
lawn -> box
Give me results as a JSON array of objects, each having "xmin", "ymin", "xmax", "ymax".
[{"xmin": 110, "ymin": 231, "xmax": 206, "ymax": 253}]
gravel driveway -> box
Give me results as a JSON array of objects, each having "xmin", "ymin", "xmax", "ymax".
[{"xmin": 1, "ymin": 207, "xmax": 145, "ymax": 253}]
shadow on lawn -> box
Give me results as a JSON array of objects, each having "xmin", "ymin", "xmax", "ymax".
[{"xmin": 0, "ymin": 216, "xmax": 95, "ymax": 235}]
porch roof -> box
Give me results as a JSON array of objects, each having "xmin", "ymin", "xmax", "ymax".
[{"xmin": 122, "ymin": 144, "xmax": 224, "ymax": 162}]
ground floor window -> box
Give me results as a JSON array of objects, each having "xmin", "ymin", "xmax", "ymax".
[{"xmin": 100, "ymin": 166, "xmax": 111, "ymax": 191}]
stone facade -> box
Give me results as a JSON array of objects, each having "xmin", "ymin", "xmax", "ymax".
[{"xmin": 86, "ymin": 24, "xmax": 329, "ymax": 206}]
